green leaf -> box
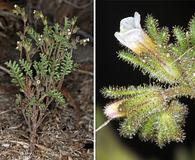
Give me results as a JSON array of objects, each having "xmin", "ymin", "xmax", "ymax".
[
  {"xmin": 118, "ymin": 51, "xmax": 181, "ymax": 84},
  {"xmin": 47, "ymin": 89, "xmax": 65, "ymax": 105},
  {"xmin": 5, "ymin": 60, "xmax": 24, "ymax": 87},
  {"xmin": 189, "ymin": 16, "xmax": 195, "ymax": 45},
  {"xmin": 60, "ymin": 53, "xmax": 74, "ymax": 76},
  {"xmin": 101, "ymin": 85, "xmax": 160, "ymax": 99},
  {"xmin": 19, "ymin": 59, "xmax": 33, "ymax": 79},
  {"xmin": 173, "ymin": 26, "xmax": 188, "ymax": 51},
  {"xmin": 33, "ymin": 54, "xmax": 49, "ymax": 77},
  {"xmin": 145, "ymin": 15, "xmax": 159, "ymax": 41},
  {"xmin": 145, "ymin": 15, "xmax": 170, "ymax": 46}
]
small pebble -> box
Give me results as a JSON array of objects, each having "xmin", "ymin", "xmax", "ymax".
[{"xmin": 2, "ymin": 143, "xmax": 10, "ymax": 148}]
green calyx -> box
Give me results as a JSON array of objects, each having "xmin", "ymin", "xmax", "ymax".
[{"xmin": 140, "ymin": 100, "xmax": 187, "ymax": 148}]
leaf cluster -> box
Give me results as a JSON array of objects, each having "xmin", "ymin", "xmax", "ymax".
[{"xmin": 6, "ymin": 6, "xmax": 80, "ymax": 115}]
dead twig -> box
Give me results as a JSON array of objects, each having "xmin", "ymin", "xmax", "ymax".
[
  {"xmin": 76, "ymin": 69, "xmax": 93, "ymax": 76},
  {"xmin": 77, "ymin": 30, "xmax": 93, "ymax": 42},
  {"xmin": 0, "ymin": 65, "xmax": 10, "ymax": 74},
  {"xmin": 35, "ymin": 144, "xmax": 60, "ymax": 158},
  {"xmin": 8, "ymin": 123, "xmax": 23, "ymax": 130},
  {"xmin": 0, "ymin": 11, "xmax": 17, "ymax": 18},
  {"xmin": 0, "ymin": 140, "xmax": 60, "ymax": 158},
  {"xmin": 0, "ymin": 108, "xmax": 17, "ymax": 115},
  {"xmin": 4, "ymin": 140, "xmax": 29, "ymax": 149},
  {"xmin": 62, "ymin": 0, "xmax": 92, "ymax": 9},
  {"xmin": 0, "ymin": 149, "xmax": 20, "ymax": 156},
  {"xmin": 0, "ymin": 32, "xmax": 7, "ymax": 38}
]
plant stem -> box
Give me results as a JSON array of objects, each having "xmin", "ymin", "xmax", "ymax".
[
  {"xmin": 30, "ymin": 125, "xmax": 37, "ymax": 152},
  {"xmin": 30, "ymin": 105, "xmax": 38, "ymax": 152},
  {"xmin": 164, "ymin": 85, "xmax": 195, "ymax": 100},
  {"xmin": 96, "ymin": 118, "xmax": 113, "ymax": 132},
  {"xmin": 0, "ymin": 65, "xmax": 10, "ymax": 74}
]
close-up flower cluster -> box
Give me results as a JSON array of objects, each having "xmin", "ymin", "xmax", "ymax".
[{"xmin": 101, "ymin": 11, "xmax": 195, "ymax": 147}]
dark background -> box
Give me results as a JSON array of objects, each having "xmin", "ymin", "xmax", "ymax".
[{"xmin": 96, "ymin": 1, "xmax": 195, "ymax": 160}]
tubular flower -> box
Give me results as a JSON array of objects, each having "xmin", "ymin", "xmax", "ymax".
[
  {"xmin": 114, "ymin": 12, "xmax": 157, "ymax": 55},
  {"xmin": 104, "ymin": 100, "xmax": 127, "ymax": 119}
]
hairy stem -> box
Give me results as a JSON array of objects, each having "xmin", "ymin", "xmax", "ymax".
[{"xmin": 164, "ymin": 85, "xmax": 195, "ymax": 100}]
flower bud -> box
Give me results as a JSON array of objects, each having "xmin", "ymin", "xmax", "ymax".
[{"xmin": 104, "ymin": 100, "xmax": 127, "ymax": 119}]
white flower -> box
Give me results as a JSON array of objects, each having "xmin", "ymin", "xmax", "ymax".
[
  {"xmin": 104, "ymin": 100, "xmax": 126, "ymax": 119},
  {"xmin": 114, "ymin": 12, "xmax": 157, "ymax": 55},
  {"xmin": 36, "ymin": 80, "xmax": 41, "ymax": 85}
]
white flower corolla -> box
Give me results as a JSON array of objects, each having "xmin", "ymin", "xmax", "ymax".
[
  {"xmin": 114, "ymin": 12, "xmax": 157, "ymax": 55},
  {"xmin": 104, "ymin": 100, "xmax": 126, "ymax": 119}
]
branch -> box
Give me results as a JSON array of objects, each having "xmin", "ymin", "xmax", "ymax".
[{"xmin": 0, "ymin": 65, "xmax": 10, "ymax": 74}]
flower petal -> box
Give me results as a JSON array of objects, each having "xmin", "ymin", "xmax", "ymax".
[
  {"xmin": 115, "ymin": 12, "xmax": 157, "ymax": 55},
  {"xmin": 115, "ymin": 29, "xmax": 146, "ymax": 54},
  {"xmin": 120, "ymin": 17, "xmax": 134, "ymax": 32},
  {"xmin": 120, "ymin": 12, "xmax": 141, "ymax": 32},
  {"xmin": 134, "ymin": 12, "xmax": 141, "ymax": 29}
]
